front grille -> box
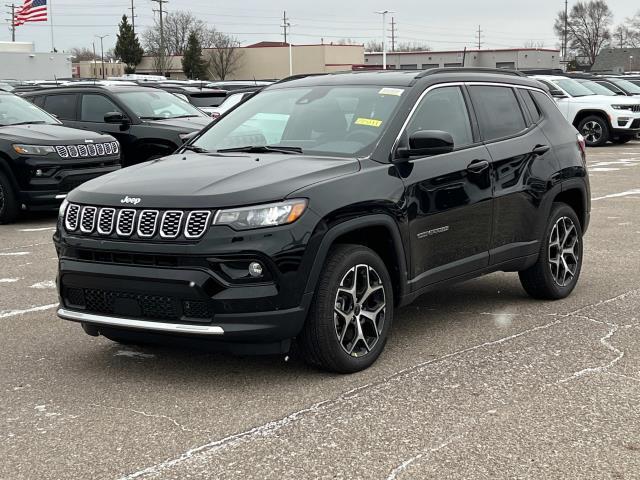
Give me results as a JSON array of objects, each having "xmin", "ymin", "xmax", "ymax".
[
  {"xmin": 632, "ymin": 119, "xmax": 640, "ymax": 128},
  {"xmin": 55, "ymin": 142, "xmax": 119, "ymax": 159},
  {"xmin": 65, "ymin": 204, "xmax": 212, "ymax": 241},
  {"xmin": 183, "ymin": 300, "xmax": 213, "ymax": 319}
]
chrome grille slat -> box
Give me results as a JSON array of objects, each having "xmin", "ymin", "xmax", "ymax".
[
  {"xmin": 184, "ymin": 211, "xmax": 211, "ymax": 239},
  {"xmin": 88, "ymin": 144, "xmax": 97, "ymax": 156},
  {"xmin": 105, "ymin": 143, "xmax": 113, "ymax": 155},
  {"xmin": 56, "ymin": 146, "xmax": 69, "ymax": 158},
  {"xmin": 137, "ymin": 210, "xmax": 160, "ymax": 238},
  {"xmin": 160, "ymin": 211, "xmax": 183, "ymax": 239},
  {"xmin": 96, "ymin": 143, "xmax": 105, "ymax": 156},
  {"xmin": 78, "ymin": 144, "xmax": 89, "ymax": 157},
  {"xmin": 80, "ymin": 206, "xmax": 97, "ymax": 233},
  {"xmin": 111, "ymin": 141, "xmax": 120, "ymax": 154},
  {"xmin": 116, "ymin": 209, "xmax": 136, "ymax": 237},
  {"xmin": 64, "ymin": 204, "xmax": 80, "ymax": 231},
  {"xmin": 97, "ymin": 208, "xmax": 116, "ymax": 235},
  {"xmin": 64, "ymin": 204, "xmax": 212, "ymax": 240},
  {"xmin": 68, "ymin": 145, "xmax": 79, "ymax": 157}
]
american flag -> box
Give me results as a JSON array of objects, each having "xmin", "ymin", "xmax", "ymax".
[{"xmin": 13, "ymin": 0, "xmax": 48, "ymax": 26}]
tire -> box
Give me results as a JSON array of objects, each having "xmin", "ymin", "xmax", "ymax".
[
  {"xmin": 577, "ymin": 115, "xmax": 610, "ymax": 147},
  {"xmin": 0, "ymin": 171, "xmax": 19, "ymax": 224},
  {"xmin": 612, "ymin": 135, "xmax": 633, "ymax": 144},
  {"xmin": 297, "ymin": 244, "xmax": 394, "ymax": 373},
  {"xmin": 519, "ymin": 203, "xmax": 584, "ymax": 300}
]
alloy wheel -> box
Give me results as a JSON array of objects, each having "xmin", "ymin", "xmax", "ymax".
[
  {"xmin": 581, "ymin": 121, "xmax": 603, "ymax": 144},
  {"xmin": 548, "ymin": 216, "xmax": 580, "ymax": 287},
  {"xmin": 334, "ymin": 264, "xmax": 386, "ymax": 357}
]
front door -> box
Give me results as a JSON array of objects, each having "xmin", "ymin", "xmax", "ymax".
[{"xmin": 400, "ymin": 85, "xmax": 494, "ymax": 289}]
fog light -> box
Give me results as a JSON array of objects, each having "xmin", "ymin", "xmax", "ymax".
[
  {"xmin": 248, "ymin": 262, "xmax": 264, "ymax": 278},
  {"xmin": 35, "ymin": 169, "xmax": 43, "ymax": 177}
]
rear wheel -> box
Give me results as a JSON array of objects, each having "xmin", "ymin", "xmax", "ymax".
[
  {"xmin": 298, "ymin": 244, "xmax": 393, "ymax": 373},
  {"xmin": 577, "ymin": 115, "xmax": 609, "ymax": 147},
  {"xmin": 519, "ymin": 203, "xmax": 583, "ymax": 300},
  {"xmin": 0, "ymin": 171, "xmax": 19, "ymax": 224}
]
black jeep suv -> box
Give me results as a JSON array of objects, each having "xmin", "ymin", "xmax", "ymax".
[
  {"xmin": 54, "ymin": 69, "xmax": 590, "ymax": 373},
  {"xmin": 21, "ymin": 85, "xmax": 211, "ymax": 167},
  {"xmin": 0, "ymin": 92, "xmax": 120, "ymax": 223}
]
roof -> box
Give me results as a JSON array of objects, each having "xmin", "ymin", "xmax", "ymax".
[
  {"xmin": 270, "ymin": 69, "xmax": 542, "ymax": 89},
  {"xmin": 365, "ymin": 48, "xmax": 560, "ymax": 56},
  {"xmin": 592, "ymin": 48, "xmax": 640, "ymax": 72},
  {"xmin": 21, "ymin": 84, "xmax": 155, "ymax": 94},
  {"xmin": 244, "ymin": 41, "xmax": 363, "ymax": 49}
]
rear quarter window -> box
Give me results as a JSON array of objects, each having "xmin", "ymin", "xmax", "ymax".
[
  {"xmin": 43, "ymin": 94, "xmax": 77, "ymax": 120},
  {"xmin": 520, "ymin": 90, "xmax": 541, "ymax": 124}
]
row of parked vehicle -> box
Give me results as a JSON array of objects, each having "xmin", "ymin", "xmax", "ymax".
[{"xmin": 0, "ymin": 79, "xmax": 270, "ymax": 223}]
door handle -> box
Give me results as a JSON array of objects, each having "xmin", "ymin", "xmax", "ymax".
[
  {"xmin": 466, "ymin": 160, "xmax": 490, "ymax": 174},
  {"xmin": 532, "ymin": 144, "xmax": 550, "ymax": 156}
]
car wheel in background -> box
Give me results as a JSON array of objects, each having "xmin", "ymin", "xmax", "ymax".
[
  {"xmin": 0, "ymin": 171, "xmax": 19, "ymax": 224},
  {"xmin": 519, "ymin": 203, "xmax": 584, "ymax": 300},
  {"xmin": 298, "ymin": 244, "xmax": 393, "ymax": 373},
  {"xmin": 577, "ymin": 115, "xmax": 609, "ymax": 147}
]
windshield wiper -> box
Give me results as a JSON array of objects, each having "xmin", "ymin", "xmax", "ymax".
[
  {"xmin": 7, "ymin": 121, "xmax": 48, "ymax": 126},
  {"xmin": 217, "ymin": 145, "xmax": 303, "ymax": 154},
  {"xmin": 171, "ymin": 115, "xmax": 200, "ymax": 119},
  {"xmin": 182, "ymin": 144, "xmax": 211, "ymax": 153},
  {"xmin": 139, "ymin": 116, "xmax": 167, "ymax": 120}
]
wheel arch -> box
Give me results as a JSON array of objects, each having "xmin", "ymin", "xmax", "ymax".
[
  {"xmin": 304, "ymin": 215, "xmax": 409, "ymax": 306},
  {"xmin": 572, "ymin": 110, "xmax": 610, "ymax": 129},
  {"xmin": 0, "ymin": 152, "xmax": 20, "ymax": 192},
  {"xmin": 554, "ymin": 180, "xmax": 590, "ymax": 233}
]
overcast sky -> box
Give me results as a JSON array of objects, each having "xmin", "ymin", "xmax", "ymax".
[{"xmin": 1, "ymin": 0, "xmax": 639, "ymax": 53}]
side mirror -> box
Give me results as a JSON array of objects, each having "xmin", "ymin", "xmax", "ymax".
[
  {"xmin": 549, "ymin": 88, "xmax": 568, "ymax": 98},
  {"xmin": 396, "ymin": 130, "xmax": 454, "ymax": 160},
  {"xmin": 104, "ymin": 111, "xmax": 127, "ymax": 124}
]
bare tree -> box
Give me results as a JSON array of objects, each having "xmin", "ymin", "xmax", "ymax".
[
  {"xmin": 69, "ymin": 47, "xmax": 97, "ymax": 61},
  {"xmin": 142, "ymin": 11, "xmax": 211, "ymax": 56},
  {"xmin": 523, "ymin": 40, "xmax": 546, "ymax": 48},
  {"xmin": 396, "ymin": 41, "xmax": 430, "ymax": 52},
  {"xmin": 206, "ymin": 33, "xmax": 242, "ymax": 80},
  {"xmin": 365, "ymin": 40, "xmax": 383, "ymax": 52},
  {"xmin": 623, "ymin": 12, "xmax": 640, "ymax": 48},
  {"xmin": 554, "ymin": 0, "xmax": 613, "ymax": 66}
]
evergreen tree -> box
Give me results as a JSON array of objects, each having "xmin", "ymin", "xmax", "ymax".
[
  {"xmin": 182, "ymin": 32, "xmax": 207, "ymax": 79},
  {"xmin": 114, "ymin": 15, "xmax": 144, "ymax": 74}
]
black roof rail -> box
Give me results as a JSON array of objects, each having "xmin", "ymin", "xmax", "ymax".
[
  {"xmin": 273, "ymin": 73, "xmax": 329, "ymax": 85},
  {"xmin": 518, "ymin": 68, "xmax": 565, "ymax": 75},
  {"xmin": 416, "ymin": 67, "xmax": 527, "ymax": 78}
]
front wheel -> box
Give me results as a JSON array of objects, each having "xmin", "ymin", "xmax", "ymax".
[
  {"xmin": 0, "ymin": 171, "xmax": 19, "ymax": 224},
  {"xmin": 519, "ymin": 203, "xmax": 584, "ymax": 300},
  {"xmin": 298, "ymin": 244, "xmax": 394, "ymax": 373},
  {"xmin": 577, "ymin": 115, "xmax": 610, "ymax": 147}
]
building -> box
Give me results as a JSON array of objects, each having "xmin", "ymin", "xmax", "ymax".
[
  {"xmin": 363, "ymin": 48, "xmax": 560, "ymax": 71},
  {"xmin": 136, "ymin": 42, "xmax": 365, "ymax": 80},
  {"xmin": 72, "ymin": 60, "xmax": 126, "ymax": 79},
  {"xmin": 0, "ymin": 41, "xmax": 72, "ymax": 80},
  {"xmin": 591, "ymin": 48, "xmax": 640, "ymax": 73}
]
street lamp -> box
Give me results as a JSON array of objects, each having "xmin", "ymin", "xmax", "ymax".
[
  {"xmin": 375, "ymin": 10, "xmax": 394, "ymax": 70},
  {"xmin": 95, "ymin": 34, "xmax": 109, "ymax": 79},
  {"xmin": 630, "ymin": 55, "xmax": 634, "ymax": 73}
]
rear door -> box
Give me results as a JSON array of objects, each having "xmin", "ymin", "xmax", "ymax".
[
  {"xmin": 42, "ymin": 94, "xmax": 78, "ymax": 123},
  {"xmin": 401, "ymin": 85, "xmax": 494, "ymax": 289},
  {"xmin": 468, "ymin": 84, "xmax": 558, "ymax": 265}
]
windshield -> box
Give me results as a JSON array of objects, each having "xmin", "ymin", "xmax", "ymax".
[
  {"xmin": 552, "ymin": 79, "xmax": 595, "ymax": 97},
  {"xmin": 609, "ymin": 78, "xmax": 640, "ymax": 94},
  {"xmin": 115, "ymin": 90, "xmax": 207, "ymax": 119},
  {"xmin": 190, "ymin": 95, "xmax": 226, "ymax": 107},
  {"xmin": 0, "ymin": 94, "xmax": 59, "ymax": 127},
  {"xmin": 576, "ymin": 79, "xmax": 616, "ymax": 96},
  {"xmin": 193, "ymin": 85, "xmax": 405, "ymax": 157}
]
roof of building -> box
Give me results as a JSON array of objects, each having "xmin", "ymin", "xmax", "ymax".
[
  {"xmin": 365, "ymin": 48, "xmax": 560, "ymax": 56},
  {"xmin": 592, "ymin": 48, "xmax": 640, "ymax": 72}
]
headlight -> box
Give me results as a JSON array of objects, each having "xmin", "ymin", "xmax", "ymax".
[
  {"xmin": 58, "ymin": 198, "xmax": 69, "ymax": 218},
  {"xmin": 213, "ymin": 199, "xmax": 307, "ymax": 230},
  {"xmin": 13, "ymin": 144, "xmax": 56, "ymax": 155},
  {"xmin": 611, "ymin": 105, "xmax": 634, "ymax": 110}
]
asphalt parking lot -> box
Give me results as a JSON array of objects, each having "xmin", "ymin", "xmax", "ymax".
[{"xmin": 1, "ymin": 144, "xmax": 639, "ymax": 480}]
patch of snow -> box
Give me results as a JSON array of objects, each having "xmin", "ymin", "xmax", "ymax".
[
  {"xmin": 29, "ymin": 280, "xmax": 56, "ymax": 290},
  {"xmin": 0, "ymin": 304, "xmax": 57, "ymax": 319},
  {"xmin": 592, "ymin": 189, "xmax": 640, "ymax": 201},
  {"xmin": 0, "ymin": 251, "xmax": 30, "ymax": 256},
  {"xmin": 0, "ymin": 278, "xmax": 20, "ymax": 283}
]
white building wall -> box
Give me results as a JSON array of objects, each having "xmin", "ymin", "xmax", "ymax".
[{"xmin": 0, "ymin": 52, "xmax": 72, "ymax": 80}]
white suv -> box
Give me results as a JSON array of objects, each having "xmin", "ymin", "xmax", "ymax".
[{"xmin": 531, "ymin": 75, "xmax": 640, "ymax": 146}]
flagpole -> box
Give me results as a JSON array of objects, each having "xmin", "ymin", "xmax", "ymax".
[{"xmin": 49, "ymin": 0, "xmax": 55, "ymax": 52}]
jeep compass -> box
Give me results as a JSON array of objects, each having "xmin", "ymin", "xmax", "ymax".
[{"xmin": 55, "ymin": 69, "xmax": 590, "ymax": 373}]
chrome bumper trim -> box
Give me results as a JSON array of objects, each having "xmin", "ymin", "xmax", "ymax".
[
  {"xmin": 57, "ymin": 308, "xmax": 224, "ymax": 335},
  {"xmin": 55, "ymin": 194, "xmax": 67, "ymax": 200}
]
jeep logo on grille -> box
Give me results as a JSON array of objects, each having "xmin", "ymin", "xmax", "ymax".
[{"xmin": 120, "ymin": 196, "xmax": 141, "ymax": 205}]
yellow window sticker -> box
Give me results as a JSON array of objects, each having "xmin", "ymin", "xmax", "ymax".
[
  {"xmin": 355, "ymin": 118, "xmax": 383, "ymax": 127},
  {"xmin": 378, "ymin": 87, "xmax": 404, "ymax": 96}
]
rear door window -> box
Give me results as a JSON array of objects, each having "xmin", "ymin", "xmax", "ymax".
[
  {"xmin": 80, "ymin": 94, "xmax": 122, "ymax": 123},
  {"xmin": 43, "ymin": 94, "xmax": 77, "ymax": 120},
  {"xmin": 520, "ymin": 90, "xmax": 541, "ymax": 124},
  {"xmin": 468, "ymin": 86, "xmax": 527, "ymax": 141}
]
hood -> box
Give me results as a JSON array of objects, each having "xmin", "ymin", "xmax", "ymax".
[
  {"xmin": 0, "ymin": 123, "xmax": 115, "ymax": 144},
  {"xmin": 574, "ymin": 95, "xmax": 640, "ymax": 105},
  {"xmin": 68, "ymin": 152, "xmax": 360, "ymax": 208},
  {"xmin": 142, "ymin": 116, "xmax": 212, "ymax": 131}
]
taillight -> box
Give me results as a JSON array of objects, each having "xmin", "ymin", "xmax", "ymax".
[{"xmin": 576, "ymin": 133, "xmax": 586, "ymax": 163}]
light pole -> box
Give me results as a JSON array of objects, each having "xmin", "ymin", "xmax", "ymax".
[
  {"xmin": 95, "ymin": 35, "xmax": 109, "ymax": 79},
  {"xmin": 375, "ymin": 10, "xmax": 394, "ymax": 70},
  {"xmin": 630, "ymin": 55, "xmax": 634, "ymax": 73}
]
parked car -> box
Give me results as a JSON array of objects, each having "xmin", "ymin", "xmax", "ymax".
[
  {"xmin": 0, "ymin": 92, "xmax": 120, "ymax": 223},
  {"xmin": 592, "ymin": 76, "xmax": 640, "ymax": 97},
  {"xmin": 0, "ymin": 82, "xmax": 14, "ymax": 92},
  {"xmin": 22, "ymin": 85, "xmax": 212, "ymax": 166},
  {"xmin": 149, "ymin": 85, "xmax": 228, "ymax": 115},
  {"xmin": 55, "ymin": 68, "xmax": 590, "ymax": 372},
  {"xmin": 204, "ymin": 88, "xmax": 260, "ymax": 118},
  {"xmin": 531, "ymin": 75, "xmax": 640, "ymax": 145},
  {"xmin": 205, "ymin": 80, "xmax": 273, "ymax": 91}
]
